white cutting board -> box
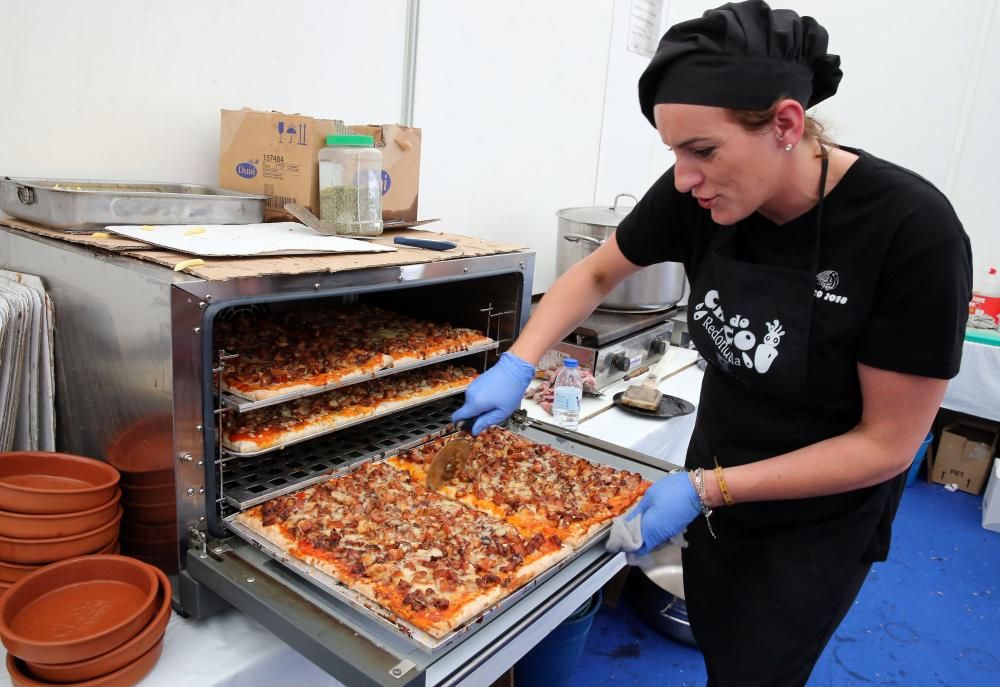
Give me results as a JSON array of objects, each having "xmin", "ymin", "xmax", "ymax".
[{"xmin": 105, "ymin": 223, "xmax": 397, "ymax": 257}]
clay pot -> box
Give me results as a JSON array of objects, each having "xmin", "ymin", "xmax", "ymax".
[
  {"xmin": 121, "ymin": 481, "xmax": 174, "ymax": 504},
  {"xmin": 119, "ymin": 549, "xmax": 179, "ymax": 575},
  {"xmin": 0, "ymin": 539, "xmax": 119, "ymax": 584},
  {"xmin": 0, "ymin": 453, "xmax": 120, "ymax": 515},
  {"xmin": 0, "ymin": 555, "xmax": 158, "ymax": 665},
  {"xmin": 7, "ymin": 638, "xmax": 164, "ymax": 687},
  {"xmin": 122, "ymin": 499, "xmax": 175, "ymax": 526},
  {"xmin": 105, "ymin": 415, "xmax": 174, "ymax": 487},
  {"xmin": 0, "ymin": 509, "xmax": 122, "ymax": 565},
  {"xmin": 119, "ymin": 520, "xmax": 176, "ymax": 544},
  {"xmin": 25, "ymin": 565, "xmax": 171, "ymax": 683},
  {"xmin": 0, "ymin": 489, "xmax": 121, "ymax": 539}
]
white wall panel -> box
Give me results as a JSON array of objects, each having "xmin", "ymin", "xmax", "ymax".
[
  {"xmin": 0, "ymin": 0, "xmax": 407, "ymax": 185},
  {"xmin": 413, "ymin": 0, "xmax": 614, "ymax": 293},
  {"xmin": 0, "ymin": 0, "xmax": 996, "ymax": 296},
  {"xmin": 947, "ymin": 1, "xmax": 1000, "ymax": 289}
]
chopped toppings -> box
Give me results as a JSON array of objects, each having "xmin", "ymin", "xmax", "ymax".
[{"xmin": 235, "ymin": 432, "xmax": 648, "ymax": 639}]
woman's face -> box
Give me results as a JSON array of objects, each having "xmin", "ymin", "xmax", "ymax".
[{"xmin": 654, "ymin": 103, "xmax": 783, "ymax": 225}]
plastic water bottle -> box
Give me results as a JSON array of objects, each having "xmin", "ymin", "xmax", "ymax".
[{"xmin": 552, "ymin": 358, "xmax": 583, "ymax": 430}]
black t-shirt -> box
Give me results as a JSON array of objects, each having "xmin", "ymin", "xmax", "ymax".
[
  {"xmin": 615, "ymin": 147, "xmax": 972, "ymax": 559},
  {"xmin": 618, "ymin": 147, "xmax": 971, "ymax": 384}
]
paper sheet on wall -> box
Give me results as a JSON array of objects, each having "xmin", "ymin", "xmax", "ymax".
[
  {"xmin": 627, "ymin": 0, "xmax": 665, "ymax": 58},
  {"xmin": 105, "ymin": 223, "xmax": 397, "ymax": 257}
]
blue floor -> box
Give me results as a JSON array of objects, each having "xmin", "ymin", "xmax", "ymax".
[{"xmin": 572, "ymin": 480, "xmax": 1000, "ymax": 686}]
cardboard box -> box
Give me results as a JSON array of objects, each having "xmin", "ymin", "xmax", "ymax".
[
  {"xmin": 969, "ymin": 293, "xmax": 1000, "ymax": 328},
  {"xmin": 219, "ymin": 109, "xmax": 342, "ymax": 221},
  {"xmin": 982, "ymin": 459, "xmax": 1000, "ymax": 533},
  {"xmin": 349, "ymin": 123, "xmax": 421, "ymax": 222},
  {"xmin": 219, "ymin": 109, "xmax": 421, "ymax": 223},
  {"xmin": 930, "ymin": 418, "xmax": 998, "ymax": 494}
]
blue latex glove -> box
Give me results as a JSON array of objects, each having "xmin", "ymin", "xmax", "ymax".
[
  {"xmin": 628, "ymin": 471, "xmax": 702, "ymax": 556},
  {"xmin": 452, "ymin": 351, "xmax": 535, "ymax": 435}
]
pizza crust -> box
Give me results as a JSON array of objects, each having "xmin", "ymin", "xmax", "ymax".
[
  {"xmin": 512, "ymin": 545, "xmax": 574, "ymax": 588},
  {"xmin": 225, "ymin": 430, "xmax": 648, "ymax": 642},
  {"xmin": 223, "ymin": 365, "xmax": 383, "ymax": 401},
  {"xmin": 222, "ymin": 410, "xmax": 375, "ymax": 453}
]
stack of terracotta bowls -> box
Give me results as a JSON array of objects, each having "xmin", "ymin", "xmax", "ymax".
[
  {"xmin": 0, "ymin": 554, "xmax": 171, "ymax": 686},
  {"xmin": 0, "ymin": 453, "xmax": 122, "ymax": 597},
  {"xmin": 106, "ymin": 416, "xmax": 178, "ymax": 574}
]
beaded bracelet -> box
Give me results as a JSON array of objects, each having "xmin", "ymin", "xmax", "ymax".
[{"xmin": 690, "ymin": 468, "xmax": 717, "ymax": 539}]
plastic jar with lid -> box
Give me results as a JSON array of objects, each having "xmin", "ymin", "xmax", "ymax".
[{"xmin": 317, "ymin": 134, "xmax": 383, "ymax": 236}]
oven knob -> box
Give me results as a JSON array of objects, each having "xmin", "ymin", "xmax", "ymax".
[
  {"xmin": 609, "ymin": 353, "xmax": 630, "ymax": 372},
  {"xmin": 649, "ymin": 337, "xmax": 668, "ymax": 355}
]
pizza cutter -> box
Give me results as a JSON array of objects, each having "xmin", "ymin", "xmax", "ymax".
[{"xmin": 426, "ymin": 421, "xmax": 472, "ymax": 490}]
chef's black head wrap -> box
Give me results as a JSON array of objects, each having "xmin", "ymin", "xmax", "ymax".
[{"xmin": 638, "ymin": 0, "xmax": 842, "ymax": 127}]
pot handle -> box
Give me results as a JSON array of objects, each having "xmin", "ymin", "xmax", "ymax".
[
  {"xmin": 562, "ymin": 233, "xmax": 604, "ymax": 248},
  {"xmin": 612, "ymin": 193, "xmax": 638, "ymax": 213}
]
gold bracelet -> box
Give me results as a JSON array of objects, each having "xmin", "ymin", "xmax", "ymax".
[
  {"xmin": 689, "ymin": 468, "xmax": 716, "ymax": 539},
  {"xmin": 713, "ymin": 457, "xmax": 735, "ymax": 506}
]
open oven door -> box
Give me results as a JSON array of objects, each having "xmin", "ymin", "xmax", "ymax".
[{"xmin": 184, "ymin": 418, "xmax": 677, "ymax": 687}]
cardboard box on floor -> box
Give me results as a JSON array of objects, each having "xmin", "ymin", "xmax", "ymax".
[
  {"xmin": 929, "ymin": 418, "xmax": 998, "ymax": 494},
  {"xmin": 982, "ymin": 459, "xmax": 1000, "ymax": 533},
  {"xmin": 219, "ymin": 109, "xmax": 420, "ymax": 222}
]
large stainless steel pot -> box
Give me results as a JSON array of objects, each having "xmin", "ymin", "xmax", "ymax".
[{"xmin": 556, "ymin": 194, "xmax": 685, "ymax": 312}]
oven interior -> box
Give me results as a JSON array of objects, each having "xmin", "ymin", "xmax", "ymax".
[{"xmin": 200, "ymin": 273, "xmax": 523, "ymax": 539}]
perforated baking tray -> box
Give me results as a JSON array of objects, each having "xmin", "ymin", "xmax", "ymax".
[{"xmin": 221, "ymin": 339, "xmax": 498, "ymax": 413}]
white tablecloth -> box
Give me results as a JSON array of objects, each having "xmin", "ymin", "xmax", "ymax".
[
  {"xmin": 942, "ymin": 340, "xmax": 1000, "ymax": 422},
  {"xmin": 577, "ymin": 365, "xmax": 702, "ymax": 465},
  {"xmin": 0, "ymin": 610, "xmax": 340, "ymax": 687}
]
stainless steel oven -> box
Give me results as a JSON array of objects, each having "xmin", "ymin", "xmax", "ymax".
[{"xmin": 0, "ymin": 225, "xmax": 676, "ymax": 687}]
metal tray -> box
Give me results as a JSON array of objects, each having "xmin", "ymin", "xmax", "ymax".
[
  {"xmin": 221, "ymin": 339, "xmax": 499, "ymax": 413},
  {"xmin": 0, "ymin": 177, "xmax": 267, "ymax": 229},
  {"xmin": 220, "ymin": 385, "xmax": 472, "ymax": 458},
  {"xmin": 222, "ymin": 448, "xmax": 618, "ymax": 655}
]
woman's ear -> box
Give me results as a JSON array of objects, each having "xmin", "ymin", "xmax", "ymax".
[{"xmin": 772, "ymin": 98, "xmax": 806, "ymax": 148}]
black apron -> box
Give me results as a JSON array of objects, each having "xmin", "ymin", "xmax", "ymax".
[{"xmin": 681, "ymin": 155, "xmax": 903, "ymax": 687}]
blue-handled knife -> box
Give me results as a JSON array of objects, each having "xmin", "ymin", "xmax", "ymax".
[{"xmin": 393, "ymin": 236, "xmax": 457, "ymax": 251}]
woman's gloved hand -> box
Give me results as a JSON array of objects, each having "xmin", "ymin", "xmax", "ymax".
[
  {"xmin": 452, "ymin": 352, "xmax": 536, "ymax": 435},
  {"xmin": 629, "ymin": 471, "xmax": 702, "ymax": 556}
]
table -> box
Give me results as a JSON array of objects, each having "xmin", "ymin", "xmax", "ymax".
[
  {"xmin": 942, "ymin": 339, "xmax": 1000, "ymax": 422},
  {"xmin": 577, "ymin": 365, "xmax": 702, "ymax": 464},
  {"xmin": 523, "ymin": 345, "xmax": 702, "ymax": 464},
  {"xmin": 0, "ymin": 610, "xmax": 341, "ymax": 687}
]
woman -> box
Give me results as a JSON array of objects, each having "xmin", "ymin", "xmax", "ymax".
[{"xmin": 453, "ymin": 1, "xmax": 972, "ymax": 685}]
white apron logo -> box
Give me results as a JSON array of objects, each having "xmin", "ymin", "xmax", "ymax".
[
  {"xmin": 692, "ymin": 289, "xmax": 784, "ymax": 373},
  {"xmin": 815, "ymin": 270, "xmax": 848, "ymax": 304}
]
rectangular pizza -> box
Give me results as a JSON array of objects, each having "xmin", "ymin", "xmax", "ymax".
[
  {"xmin": 388, "ymin": 427, "xmax": 650, "ymax": 546},
  {"xmin": 233, "ymin": 429, "xmax": 650, "ymax": 638},
  {"xmin": 223, "ymin": 363, "xmax": 477, "ymax": 454},
  {"xmin": 216, "ymin": 304, "xmax": 493, "ymax": 401}
]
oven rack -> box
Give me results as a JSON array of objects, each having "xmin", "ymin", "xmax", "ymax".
[
  {"xmin": 219, "ymin": 384, "xmax": 470, "ymax": 460},
  {"xmin": 220, "ymin": 339, "xmax": 499, "ymax": 413},
  {"xmin": 218, "ymin": 396, "xmax": 462, "ymax": 510}
]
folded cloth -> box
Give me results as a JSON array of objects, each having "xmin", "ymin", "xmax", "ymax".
[{"xmin": 606, "ymin": 509, "xmax": 686, "ymax": 568}]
